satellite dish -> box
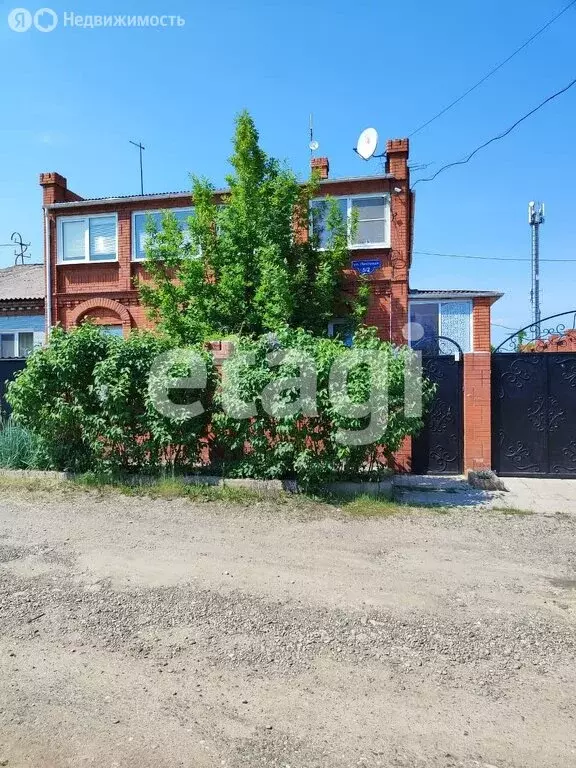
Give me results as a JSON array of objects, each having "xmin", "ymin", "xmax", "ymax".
[
  {"xmin": 356, "ymin": 127, "xmax": 378, "ymax": 160},
  {"xmin": 309, "ymin": 140, "xmax": 319, "ymax": 151}
]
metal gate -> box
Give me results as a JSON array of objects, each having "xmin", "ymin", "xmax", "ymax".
[
  {"xmin": 411, "ymin": 354, "xmax": 463, "ymax": 475},
  {"xmin": 491, "ymin": 311, "xmax": 576, "ymax": 477},
  {"xmin": 0, "ymin": 358, "xmax": 26, "ymax": 418},
  {"xmin": 492, "ymin": 352, "xmax": 576, "ymax": 477}
]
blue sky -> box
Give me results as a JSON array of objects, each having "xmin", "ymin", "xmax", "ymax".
[{"xmin": 1, "ymin": 0, "xmax": 575, "ymax": 346}]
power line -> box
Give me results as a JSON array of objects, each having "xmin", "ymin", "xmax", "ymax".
[
  {"xmin": 414, "ymin": 250, "xmax": 576, "ymax": 263},
  {"xmin": 412, "ymin": 76, "xmax": 576, "ymax": 187},
  {"xmin": 491, "ymin": 323, "xmax": 523, "ymax": 331},
  {"xmin": 409, "ymin": 0, "xmax": 576, "ymax": 137}
]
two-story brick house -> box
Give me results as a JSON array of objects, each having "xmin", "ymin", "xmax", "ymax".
[
  {"xmin": 40, "ymin": 138, "xmax": 500, "ymax": 353},
  {"xmin": 41, "ymin": 137, "xmax": 502, "ymax": 472}
]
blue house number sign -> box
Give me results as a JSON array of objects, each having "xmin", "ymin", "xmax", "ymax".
[{"xmin": 352, "ymin": 259, "xmax": 381, "ymax": 275}]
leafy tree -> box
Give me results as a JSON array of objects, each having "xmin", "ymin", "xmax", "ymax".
[{"xmin": 138, "ymin": 110, "xmax": 368, "ymax": 344}]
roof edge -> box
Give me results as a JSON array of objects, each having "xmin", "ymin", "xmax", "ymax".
[
  {"xmin": 410, "ymin": 289, "xmax": 504, "ymax": 300},
  {"xmin": 45, "ymin": 174, "xmax": 395, "ymax": 210}
]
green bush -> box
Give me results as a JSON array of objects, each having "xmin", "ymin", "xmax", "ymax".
[
  {"xmin": 7, "ymin": 323, "xmax": 432, "ymax": 485},
  {"xmin": 91, "ymin": 332, "xmax": 216, "ymax": 473},
  {"xmin": 212, "ymin": 327, "xmax": 434, "ymax": 488},
  {"xmin": 6, "ymin": 323, "xmax": 117, "ymax": 472},
  {"xmin": 6, "ymin": 324, "xmax": 216, "ymax": 474}
]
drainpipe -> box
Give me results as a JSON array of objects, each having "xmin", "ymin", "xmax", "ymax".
[{"xmin": 43, "ymin": 206, "xmax": 51, "ymax": 339}]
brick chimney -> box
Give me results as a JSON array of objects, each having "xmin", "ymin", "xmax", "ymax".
[
  {"xmin": 385, "ymin": 139, "xmax": 409, "ymax": 181},
  {"xmin": 311, "ymin": 156, "xmax": 329, "ymax": 180},
  {"xmin": 40, "ymin": 172, "xmax": 83, "ymax": 205}
]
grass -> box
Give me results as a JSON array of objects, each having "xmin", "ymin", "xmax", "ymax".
[
  {"xmin": 1, "ymin": 471, "xmax": 542, "ymax": 521},
  {"xmin": 334, "ymin": 493, "xmax": 404, "ymax": 517},
  {"xmin": 0, "ymin": 468, "xmax": 409, "ymax": 517},
  {"xmin": 72, "ymin": 472, "xmax": 271, "ymax": 504},
  {"xmin": 0, "ymin": 421, "xmax": 41, "ymax": 470},
  {"xmin": 490, "ymin": 506, "xmax": 535, "ymax": 516}
]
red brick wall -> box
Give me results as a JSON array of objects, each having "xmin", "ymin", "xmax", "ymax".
[
  {"xmin": 472, "ymin": 297, "xmax": 491, "ymax": 352},
  {"xmin": 42, "ymin": 139, "xmax": 412, "ymax": 341},
  {"xmin": 463, "ymin": 353, "xmax": 491, "ymax": 470}
]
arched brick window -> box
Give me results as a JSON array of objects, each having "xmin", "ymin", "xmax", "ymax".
[{"xmin": 69, "ymin": 298, "xmax": 132, "ymax": 337}]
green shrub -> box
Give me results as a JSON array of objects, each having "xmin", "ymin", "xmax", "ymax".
[
  {"xmin": 212, "ymin": 326, "xmax": 434, "ymax": 488},
  {"xmin": 91, "ymin": 332, "xmax": 216, "ymax": 473},
  {"xmin": 6, "ymin": 323, "xmax": 117, "ymax": 472},
  {"xmin": 7, "ymin": 323, "xmax": 432, "ymax": 485},
  {"xmin": 6, "ymin": 324, "xmax": 215, "ymax": 474}
]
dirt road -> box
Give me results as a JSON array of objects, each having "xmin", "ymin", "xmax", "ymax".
[{"xmin": 0, "ymin": 483, "xmax": 575, "ymax": 767}]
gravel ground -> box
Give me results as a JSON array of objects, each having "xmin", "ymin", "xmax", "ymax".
[{"xmin": 0, "ymin": 483, "xmax": 575, "ymax": 767}]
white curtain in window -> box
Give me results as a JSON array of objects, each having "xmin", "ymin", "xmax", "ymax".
[
  {"xmin": 18, "ymin": 333, "xmax": 34, "ymax": 357},
  {"xmin": 89, "ymin": 217, "xmax": 116, "ymax": 261},
  {"xmin": 1, "ymin": 334, "xmax": 15, "ymax": 358},
  {"xmin": 440, "ymin": 302, "xmax": 471, "ymax": 353}
]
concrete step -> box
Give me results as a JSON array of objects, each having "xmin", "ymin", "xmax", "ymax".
[{"xmin": 393, "ymin": 475, "xmax": 496, "ymax": 508}]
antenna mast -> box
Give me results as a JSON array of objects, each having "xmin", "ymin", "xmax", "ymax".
[
  {"xmin": 129, "ymin": 140, "xmax": 146, "ymax": 195},
  {"xmin": 528, "ymin": 201, "xmax": 545, "ymax": 339},
  {"xmin": 308, "ymin": 113, "xmax": 319, "ymax": 158}
]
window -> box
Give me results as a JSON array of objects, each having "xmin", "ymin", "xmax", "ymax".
[
  {"xmin": 1, "ymin": 334, "xmax": 15, "ymax": 359},
  {"xmin": 310, "ymin": 195, "xmax": 390, "ymax": 249},
  {"xmin": 18, "ymin": 333, "xmax": 34, "ymax": 357},
  {"xmin": 351, "ymin": 197, "xmax": 388, "ymax": 247},
  {"xmin": 100, "ymin": 325, "xmax": 124, "ymax": 337},
  {"xmin": 0, "ymin": 332, "xmax": 35, "ymax": 358},
  {"xmin": 310, "ymin": 199, "xmax": 348, "ymax": 249},
  {"xmin": 409, "ymin": 301, "xmax": 472, "ymax": 354},
  {"xmin": 58, "ymin": 215, "xmax": 117, "ymax": 263},
  {"xmin": 132, "ymin": 208, "xmax": 194, "ymax": 260},
  {"xmin": 328, "ymin": 319, "xmax": 354, "ymax": 347}
]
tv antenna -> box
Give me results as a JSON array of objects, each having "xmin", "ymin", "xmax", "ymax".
[
  {"xmin": 309, "ymin": 113, "xmax": 319, "ymax": 157},
  {"xmin": 129, "ymin": 140, "xmax": 146, "ymax": 195},
  {"xmin": 354, "ymin": 127, "xmax": 385, "ymax": 160},
  {"xmin": 0, "ymin": 232, "xmax": 31, "ymax": 265}
]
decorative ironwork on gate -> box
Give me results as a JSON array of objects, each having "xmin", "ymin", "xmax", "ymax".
[
  {"xmin": 411, "ymin": 335, "xmax": 464, "ymax": 359},
  {"xmin": 492, "ymin": 352, "xmax": 576, "ymax": 477},
  {"xmin": 494, "ymin": 310, "xmax": 576, "ymax": 353},
  {"xmin": 411, "ymin": 336, "xmax": 463, "ymax": 475}
]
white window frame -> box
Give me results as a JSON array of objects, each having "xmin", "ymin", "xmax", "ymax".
[
  {"xmin": 310, "ymin": 193, "xmax": 391, "ymax": 250},
  {"xmin": 57, "ymin": 213, "xmax": 118, "ymax": 264},
  {"xmin": 131, "ymin": 207, "xmax": 194, "ymax": 261},
  {"xmin": 0, "ymin": 329, "xmax": 37, "ymax": 359},
  {"xmin": 408, "ymin": 299, "xmax": 473, "ymax": 353}
]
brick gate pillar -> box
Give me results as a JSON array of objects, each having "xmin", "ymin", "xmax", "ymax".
[{"xmin": 463, "ymin": 352, "xmax": 491, "ymax": 471}]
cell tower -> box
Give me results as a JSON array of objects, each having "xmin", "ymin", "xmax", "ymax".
[{"xmin": 528, "ymin": 201, "xmax": 545, "ymax": 338}]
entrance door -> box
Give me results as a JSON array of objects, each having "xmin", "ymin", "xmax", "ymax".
[{"xmin": 411, "ymin": 356, "xmax": 463, "ymax": 474}]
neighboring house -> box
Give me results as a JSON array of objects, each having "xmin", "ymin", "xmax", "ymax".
[
  {"xmin": 523, "ymin": 330, "xmax": 576, "ymax": 353},
  {"xmin": 40, "ymin": 138, "xmax": 501, "ymax": 351},
  {"xmin": 0, "ymin": 263, "xmax": 45, "ymax": 358}
]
